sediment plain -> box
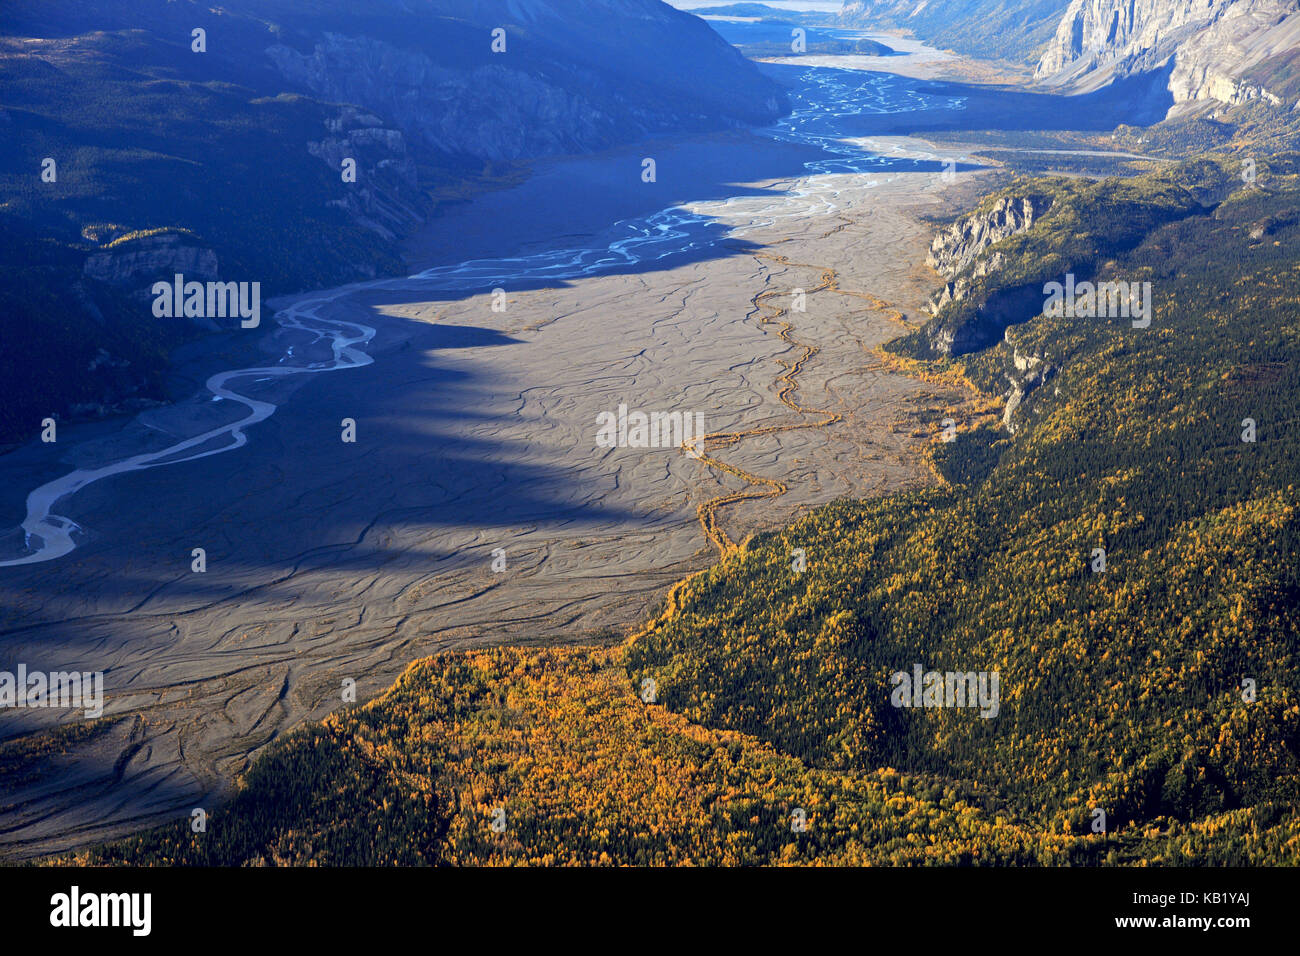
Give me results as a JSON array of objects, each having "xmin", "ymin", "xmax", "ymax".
[{"xmin": 0, "ymin": 89, "xmax": 984, "ymax": 855}]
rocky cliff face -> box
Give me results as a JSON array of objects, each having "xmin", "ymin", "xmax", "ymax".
[
  {"xmin": 1002, "ymin": 330, "xmax": 1057, "ymax": 433},
  {"xmin": 1035, "ymin": 0, "xmax": 1300, "ymax": 111},
  {"xmin": 919, "ymin": 193, "xmax": 1062, "ymax": 427},
  {"xmin": 308, "ymin": 107, "xmax": 425, "ymax": 241},
  {"xmin": 83, "ymin": 233, "xmax": 219, "ymax": 292},
  {"xmin": 925, "ymin": 195, "xmax": 1053, "ymax": 316},
  {"xmin": 927, "ymin": 193, "xmax": 1053, "ymax": 276},
  {"xmin": 840, "ymin": 0, "xmax": 1300, "ymax": 113},
  {"xmin": 263, "ymin": 0, "xmax": 788, "ymax": 163}
]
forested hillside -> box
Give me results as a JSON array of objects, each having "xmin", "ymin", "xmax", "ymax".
[
  {"xmin": 896, "ymin": 160, "xmax": 1242, "ymax": 357},
  {"xmin": 51, "ymin": 156, "xmax": 1300, "ymax": 867}
]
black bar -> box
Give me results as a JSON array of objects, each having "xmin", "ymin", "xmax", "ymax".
[{"xmin": 0, "ymin": 865, "xmax": 1277, "ymax": 942}]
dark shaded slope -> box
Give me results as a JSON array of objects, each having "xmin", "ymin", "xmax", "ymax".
[{"xmin": 0, "ymin": 0, "xmax": 789, "ymax": 444}]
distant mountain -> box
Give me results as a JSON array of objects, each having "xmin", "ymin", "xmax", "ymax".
[
  {"xmin": 686, "ymin": 3, "xmax": 805, "ymax": 21},
  {"xmin": 1035, "ymin": 0, "xmax": 1300, "ymax": 113},
  {"xmin": 708, "ymin": 17, "xmax": 896, "ymax": 58},
  {"xmin": 837, "ymin": 0, "xmax": 1300, "ymax": 117},
  {"xmin": 0, "ymin": 0, "xmax": 789, "ymax": 444},
  {"xmin": 838, "ymin": 0, "xmax": 1073, "ymax": 64}
]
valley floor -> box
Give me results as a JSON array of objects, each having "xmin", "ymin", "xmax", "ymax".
[{"xmin": 0, "ymin": 127, "xmax": 982, "ymax": 858}]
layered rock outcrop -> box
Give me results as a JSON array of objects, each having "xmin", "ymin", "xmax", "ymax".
[
  {"xmin": 83, "ymin": 233, "xmax": 219, "ymax": 292},
  {"xmin": 927, "ymin": 195, "xmax": 1052, "ymax": 277},
  {"xmin": 308, "ymin": 108, "xmax": 424, "ymax": 241},
  {"xmin": 925, "ymin": 195, "xmax": 1053, "ymax": 316},
  {"xmin": 839, "ymin": 0, "xmax": 1300, "ymax": 113}
]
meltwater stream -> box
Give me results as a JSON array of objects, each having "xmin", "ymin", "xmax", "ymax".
[
  {"xmin": 0, "ymin": 66, "xmax": 965, "ymax": 567},
  {"xmin": 0, "ymin": 291, "xmax": 376, "ymax": 566},
  {"xmin": 407, "ymin": 68, "xmax": 965, "ymax": 288}
]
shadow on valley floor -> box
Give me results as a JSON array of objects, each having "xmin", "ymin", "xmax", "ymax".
[
  {"xmin": 0, "ymin": 311, "xmax": 699, "ymax": 853},
  {"xmin": 0, "ymin": 307, "xmax": 678, "ymax": 633},
  {"xmin": 403, "ymin": 62, "xmax": 1173, "ymax": 281},
  {"xmin": 0, "ymin": 58, "xmax": 1178, "ymax": 655},
  {"xmin": 0, "ymin": 711, "xmax": 217, "ymax": 862},
  {"xmin": 401, "ymin": 139, "xmax": 980, "ymax": 284}
]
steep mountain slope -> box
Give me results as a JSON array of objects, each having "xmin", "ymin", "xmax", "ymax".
[
  {"xmin": 0, "ymin": 0, "xmax": 788, "ymax": 444},
  {"xmin": 1035, "ymin": 0, "xmax": 1300, "ymax": 111},
  {"xmin": 839, "ymin": 0, "xmax": 1300, "ymax": 119},
  {"xmin": 3, "ymin": 0, "xmax": 787, "ymax": 162}
]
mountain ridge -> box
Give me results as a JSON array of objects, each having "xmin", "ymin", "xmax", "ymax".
[{"xmin": 0, "ymin": 0, "xmax": 789, "ymax": 444}]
